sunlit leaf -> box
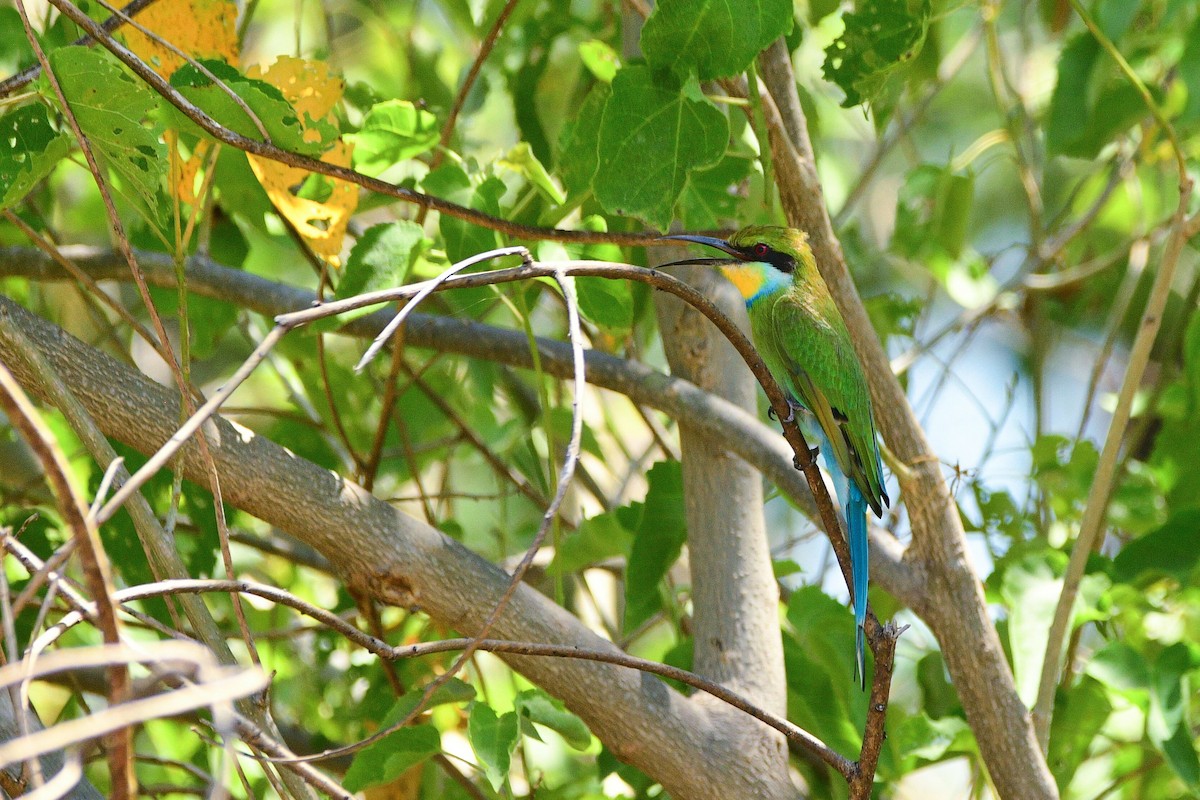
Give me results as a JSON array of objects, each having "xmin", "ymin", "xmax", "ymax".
[
  {"xmin": 499, "ymin": 142, "xmax": 565, "ymax": 204},
  {"xmin": 348, "ymin": 99, "xmax": 440, "ymax": 176},
  {"xmin": 45, "ymin": 46, "xmax": 167, "ymax": 228},
  {"xmin": 516, "ymin": 689, "xmax": 592, "ymax": 749},
  {"xmin": 578, "ymin": 39, "xmax": 620, "ymax": 83},
  {"xmin": 894, "ymin": 713, "xmax": 972, "ymax": 762},
  {"xmin": 117, "ymin": 0, "xmax": 238, "ymax": 80}
]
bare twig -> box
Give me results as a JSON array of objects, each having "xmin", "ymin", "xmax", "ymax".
[{"xmin": 0, "ymin": 356, "xmax": 132, "ymax": 794}]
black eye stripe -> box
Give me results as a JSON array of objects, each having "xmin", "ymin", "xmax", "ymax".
[{"xmin": 737, "ymin": 242, "xmax": 795, "ymax": 273}]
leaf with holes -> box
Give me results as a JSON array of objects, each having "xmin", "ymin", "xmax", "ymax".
[
  {"xmin": 0, "ymin": 104, "xmax": 70, "ymax": 211},
  {"xmin": 44, "ymin": 46, "xmax": 167, "ymax": 228},
  {"xmin": 822, "ymin": 0, "xmax": 930, "ymax": 109}
]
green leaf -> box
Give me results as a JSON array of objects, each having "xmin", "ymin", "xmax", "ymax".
[
  {"xmin": 468, "ymin": 702, "xmax": 520, "ymax": 791},
  {"xmin": 1086, "ymin": 641, "xmax": 1151, "ymax": 693},
  {"xmin": 148, "ymin": 284, "xmax": 237, "ymax": 360},
  {"xmin": 169, "ymin": 60, "xmax": 335, "ymax": 158},
  {"xmin": 1095, "ymin": 0, "xmax": 1140, "ymax": 41},
  {"xmin": 782, "ymin": 587, "xmax": 860, "ymax": 752},
  {"xmin": 45, "ymin": 46, "xmax": 167, "ymax": 227},
  {"xmin": 677, "ymin": 154, "xmax": 752, "ymax": 231},
  {"xmin": 348, "ymin": 100, "xmax": 440, "ymax": 176},
  {"xmin": 1045, "ymin": 34, "xmax": 1145, "ymax": 158},
  {"xmin": 594, "ymin": 67, "xmax": 727, "ymax": 231},
  {"xmin": 641, "ymin": 0, "xmax": 793, "ymax": 80},
  {"xmin": 1048, "ymin": 677, "xmax": 1111, "ymax": 789},
  {"xmin": 515, "ymin": 689, "xmax": 592, "ymax": 749},
  {"xmin": 550, "ymin": 510, "xmax": 635, "ymax": 575},
  {"xmin": 342, "ymin": 677, "xmax": 475, "ymax": 790},
  {"xmin": 893, "ymin": 713, "xmax": 972, "ymax": 762},
  {"xmin": 578, "ymin": 39, "xmax": 620, "ymax": 83},
  {"xmin": 934, "ymin": 170, "xmax": 973, "ymax": 260},
  {"xmin": 337, "ymin": 221, "xmax": 424, "ymax": 300},
  {"xmin": 342, "ymin": 724, "xmax": 441, "ymax": 792},
  {"xmin": 556, "ymin": 83, "xmax": 608, "ymax": 196},
  {"xmin": 499, "ymin": 142, "xmax": 566, "ymax": 204},
  {"xmin": 0, "ymin": 104, "xmax": 70, "ymax": 211},
  {"xmin": 1149, "ymin": 644, "xmax": 1200, "ymax": 790},
  {"xmin": 772, "ymin": 558, "xmax": 803, "ymax": 579},
  {"xmin": 382, "ymin": 678, "xmax": 476, "ymax": 729},
  {"xmin": 1179, "ymin": 16, "xmax": 1200, "ymax": 123},
  {"xmin": 422, "ymin": 165, "xmax": 505, "ymax": 264},
  {"xmin": 1046, "ymin": 34, "xmax": 1099, "ymax": 158},
  {"xmin": 575, "ymin": 276, "xmax": 633, "ymax": 332},
  {"xmin": 623, "ymin": 460, "xmax": 687, "ymax": 632},
  {"xmin": 1113, "ymin": 509, "xmax": 1200, "ymax": 583},
  {"xmin": 999, "ymin": 555, "xmax": 1063, "ymax": 707},
  {"xmin": 822, "ymin": 0, "xmax": 931, "ymax": 109}
]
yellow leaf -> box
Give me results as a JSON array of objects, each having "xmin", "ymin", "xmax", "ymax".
[
  {"xmin": 248, "ymin": 141, "xmax": 357, "ymax": 263},
  {"xmin": 118, "ymin": 0, "xmax": 238, "ymax": 79},
  {"xmin": 245, "ymin": 57, "xmax": 358, "ymax": 265},
  {"xmin": 247, "ymin": 56, "xmax": 343, "ymax": 127},
  {"xmin": 167, "ymin": 131, "xmax": 214, "ymax": 205}
]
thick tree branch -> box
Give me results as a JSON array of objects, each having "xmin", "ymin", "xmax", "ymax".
[
  {"xmin": 0, "ymin": 293, "xmax": 816, "ymax": 800},
  {"xmin": 0, "ymin": 245, "xmax": 919, "ymax": 606}
]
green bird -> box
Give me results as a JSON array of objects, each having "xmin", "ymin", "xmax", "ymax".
[{"xmin": 663, "ymin": 225, "xmax": 889, "ymax": 687}]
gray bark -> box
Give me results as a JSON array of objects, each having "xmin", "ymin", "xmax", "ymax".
[
  {"xmin": 654, "ymin": 251, "xmax": 793, "ymax": 796},
  {"xmin": 0, "ymin": 293, "xmax": 799, "ymax": 800}
]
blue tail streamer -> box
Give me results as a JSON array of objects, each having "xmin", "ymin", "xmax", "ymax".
[{"xmin": 847, "ymin": 481, "xmax": 868, "ymax": 689}]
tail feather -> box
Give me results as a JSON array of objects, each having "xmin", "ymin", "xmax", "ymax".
[{"xmin": 847, "ymin": 481, "xmax": 869, "ymax": 690}]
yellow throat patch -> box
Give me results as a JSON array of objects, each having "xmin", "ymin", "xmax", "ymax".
[{"xmin": 718, "ymin": 263, "xmax": 769, "ymax": 301}]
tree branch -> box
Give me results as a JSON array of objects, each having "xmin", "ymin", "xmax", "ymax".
[
  {"xmin": 0, "ymin": 293, "xmax": 819, "ymax": 799},
  {"xmin": 0, "ymin": 244, "xmax": 919, "ymax": 605},
  {"xmin": 756, "ymin": 38, "xmax": 1060, "ymax": 799}
]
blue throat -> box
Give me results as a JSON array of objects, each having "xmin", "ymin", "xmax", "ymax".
[{"xmin": 744, "ymin": 265, "xmax": 792, "ymax": 308}]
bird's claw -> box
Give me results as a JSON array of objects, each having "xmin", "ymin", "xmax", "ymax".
[
  {"xmin": 783, "ymin": 399, "xmax": 803, "ymax": 424},
  {"xmin": 791, "ymin": 445, "xmax": 820, "ymax": 471}
]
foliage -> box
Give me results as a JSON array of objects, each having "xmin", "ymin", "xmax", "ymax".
[{"xmin": 0, "ymin": 0, "xmax": 1199, "ymax": 797}]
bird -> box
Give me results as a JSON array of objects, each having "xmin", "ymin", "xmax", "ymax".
[{"xmin": 663, "ymin": 225, "xmax": 889, "ymax": 688}]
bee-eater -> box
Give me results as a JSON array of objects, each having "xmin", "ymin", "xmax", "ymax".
[{"xmin": 663, "ymin": 225, "xmax": 889, "ymax": 687}]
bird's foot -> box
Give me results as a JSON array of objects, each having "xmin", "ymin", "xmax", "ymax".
[
  {"xmin": 783, "ymin": 399, "xmax": 803, "ymax": 424},
  {"xmin": 792, "ymin": 445, "xmax": 820, "ymax": 471}
]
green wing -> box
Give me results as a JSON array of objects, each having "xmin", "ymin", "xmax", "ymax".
[{"xmin": 751, "ymin": 289, "xmax": 888, "ymax": 514}]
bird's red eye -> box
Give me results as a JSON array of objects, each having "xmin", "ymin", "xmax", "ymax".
[{"xmin": 752, "ymin": 243, "xmax": 769, "ymax": 257}]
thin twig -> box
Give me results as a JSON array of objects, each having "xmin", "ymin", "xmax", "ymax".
[
  {"xmin": 0, "ymin": 359, "xmax": 132, "ymax": 794},
  {"xmin": 0, "ymin": 0, "xmax": 161, "ymax": 97}
]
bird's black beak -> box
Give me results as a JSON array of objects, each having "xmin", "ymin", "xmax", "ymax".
[{"xmin": 660, "ymin": 234, "xmax": 745, "ymax": 260}]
